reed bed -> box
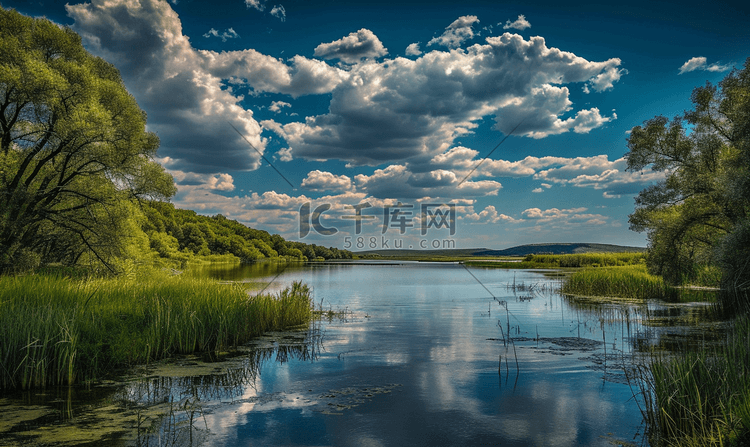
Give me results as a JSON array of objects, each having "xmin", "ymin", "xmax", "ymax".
[
  {"xmin": 561, "ymin": 265, "xmax": 678, "ymax": 300},
  {"xmin": 465, "ymin": 252, "xmax": 646, "ymax": 269},
  {"xmin": 634, "ymin": 315, "xmax": 750, "ymax": 446},
  {"xmin": 524, "ymin": 252, "xmax": 646, "ymax": 268},
  {"xmin": 0, "ymin": 272, "xmax": 312, "ymax": 390}
]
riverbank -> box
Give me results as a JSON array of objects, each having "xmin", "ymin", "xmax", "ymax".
[{"xmin": 0, "ymin": 270, "xmax": 313, "ymax": 391}]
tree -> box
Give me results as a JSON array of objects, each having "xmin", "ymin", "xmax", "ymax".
[
  {"xmin": 626, "ymin": 58, "xmax": 750, "ymax": 289},
  {"xmin": 0, "ymin": 8, "xmax": 175, "ymax": 272}
]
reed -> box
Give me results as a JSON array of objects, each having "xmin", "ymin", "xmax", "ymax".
[
  {"xmin": 465, "ymin": 252, "xmax": 646, "ymax": 269},
  {"xmin": 634, "ymin": 315, "xmax": 750, "ymax": 446},
  {"xmin": 524, "ymin": 252, "xmax": 646, "ymax": 268},
  {"xmin": 561, "ymin": 265, "xmax": 678, "ymax": 300},
  {"xmin": 0, "ymin": 272, "xmax": 313, "ymax": 390}
]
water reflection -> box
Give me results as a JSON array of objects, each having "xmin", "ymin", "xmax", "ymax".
[{"xmin": 0, "ymin": 263, "xmax": 726, "ymax": 446}]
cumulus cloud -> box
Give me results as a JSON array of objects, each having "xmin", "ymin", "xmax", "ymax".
[
  {"xmin": 267, "ymin": 30, "xmax": 624, "ymax": 166},
  {"xmin": 245, "ymin": 0, "xmax": 264, "ymax": 11},
  {"xmin": 522, "ymin": 207, "xmax": 606, "ymax": 225},
  {"xmin": 353, "ymin": 164, "xmax": 501, "ymax": 199},
  {"xmin": 463, "ymin": 205, "xmax": 517, "ymax": 223},
  {"xmin": 429, "ymin": 151, "xmax": 662, "ymax": 198},
  {"xmin": 532, "ymin": 155, "xmax": 666, "ymax": 195},
  {"xmin": 203, "ymin": 27, "xmax": 239, "ymax": 42},
  {"xmin": 66, "ymin": 0, "xmax": 346, "ymax": 173},
  {"xmin": 301, "ymin": 170, "xmax": 353, "ymax": 192},
  {"xmin": 678, "ymin": 57, "xmax": 731, "ymax": 74},
  {"xmin": 428, "ymin": 15, "xmax": 480, "ymax": 48},
  {"xmin": 502, "ymin": 15, "xmax": 530, "ymax": 31},
  {"xmin": 532, "ymin": 187, "xmax": 543, "ymax": 193},
  {"xmin": 169, "ymin": 169, "xmax": 236, "ymax": 191},
  {"xmin": 276, "ymin": 147, "xmax": 293, "ymax": 162},
  {"xmin": 269, "ymin": 101, "xmax": 291, "ymax": 113},
  {"xmin": 405, "ymin": 43, "xmax": 422, "ymax": 56},
  {"xmin": 314, "ymin": 29, "xmax": 388, "ymax": 64}
]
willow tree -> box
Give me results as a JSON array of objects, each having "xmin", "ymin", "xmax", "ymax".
[
  {"xmin": 626, "ymin": 58, "xmax": 750, "ymax": 291},
  {"xmin": 0, "ymin": 8, "xmax": 175, "ymax": 272}
]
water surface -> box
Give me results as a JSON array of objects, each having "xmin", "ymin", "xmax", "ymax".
[{"xmin": 2, "ymin": 262, "xmax": 722, "ymax": 446}]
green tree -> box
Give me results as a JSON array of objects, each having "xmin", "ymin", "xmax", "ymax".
[
  {"xmin": 626, "ymin": 58, "xmax": 750, "ymax": 289},
  {"xmin": 0, "ymin": 8, "xmax": 175, "ymax": 271}
]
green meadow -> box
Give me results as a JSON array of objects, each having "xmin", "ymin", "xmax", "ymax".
[{"xmin": 0, "ymin": 271, "xmax": 312, "ymax": 390}]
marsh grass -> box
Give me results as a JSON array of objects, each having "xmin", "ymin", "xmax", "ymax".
[
  {"xmin": 634, "ymin": 315, "xmax": 750, "ymax": 446},
  {"xmin": 465, "ymin": 252, "xmax": 646, "ymax": 269},
  {"xmin": 525, "ymin": 252, "xmax": 646, "ymax": 267},
  {"xmin": 561, "ymin": 265, "xmax": 679, "ymax": 301},
  {"xmin": 0, "ymin": 272, "xmax": 312, "ymax": 390}
]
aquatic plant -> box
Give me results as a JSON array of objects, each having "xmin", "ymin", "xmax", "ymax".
[
  {"xmin": 561, "ymin": 265, "xmax": 678, "ymax": 301},
  {"xmin": 0, "ymin": 272, "xmax": 313, "ymax": 390},
  {"xmin": 465, "ymin": 252, "xmax": 646, "ymax": 269},
  {"xmin": 634, "ymin": 315, "xmax": 750, "ymax": 446}
]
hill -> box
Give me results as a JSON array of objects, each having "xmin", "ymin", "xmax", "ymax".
[{"xmin": 356, "ymin": 243, "xmax": 644, "ymax": 259}]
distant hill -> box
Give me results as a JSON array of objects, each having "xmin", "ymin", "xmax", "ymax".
[{"xmin": 356, "ymin": 243, "xmax": 645, "ymax": 258}]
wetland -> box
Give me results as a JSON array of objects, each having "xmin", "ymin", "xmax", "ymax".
[{"xmin": 0, "ymin": 261, "xmax": 723, "ymax": 446}]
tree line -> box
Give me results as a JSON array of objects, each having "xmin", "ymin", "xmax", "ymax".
[
  {"xmin": 143, "ymin": 201, "xmax": 352, "ymax": 265},
  {"xmin": 0, "ymin": 8, "xmax": 349, "ymax": 273},
  {"xmin": 626, "ymin": 58, "xmax": 750, "ymax": 298}
]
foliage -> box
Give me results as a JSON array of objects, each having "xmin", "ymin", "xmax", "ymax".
[
  {"xmin": 0, "ymin": 8, "xmax": 176, "ymax": 273},
  {"xmin": 524, "ymin": 252, "xmax": 646, "ymax": 268},
  {"xmin": 140, "ymin": 201, "xmax": 353, "ymax": 267},
  {"xmin": 561, "ymin": 264, "xmax": 678, "ymax": 300},
  {"xmin": 626, "ymin": 58, "xmax": 750, "ymax": 291},
  {"xmin": 0, "ymin": 271, "xmax": 313, "ymax": 390},
  {"xmin": 465, "ymin": 252, "xmax": 646, "ymax": 269},
  {"xmin": 635, "ymin": 314, "xmax": 750, "ymax": 446}
]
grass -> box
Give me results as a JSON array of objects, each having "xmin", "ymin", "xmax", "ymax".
[
  {"xmin": 0, "ymin": 270, "xmax": 313, "ymax": 391},
  {"xmin": 634, "ymin": 312, "xmax": 750, "ymax": 446},
  {"xmin": 465, "ymin": 252, "xmax": 647, "ymax": 269},
  {"xmin": 561, "ymin": 264, "xmax": 679, "ymax": 301}
]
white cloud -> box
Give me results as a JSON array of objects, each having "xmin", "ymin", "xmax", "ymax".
[
  {"xmin": 522, "ymin": 207, "xmax": 608, "ymax": 227},
  {"xmin": 301, "ymin": 170, "xmax": 353, "ymax": 192},
  {"xmin": 269, "ymin": 30, "xmax": 624, "ymax": 166},
  {"xmin": 405, "ymin": 43, "xmax": 422, "ymax": 56},
  {"xmin": 269, "ymin": 101, "xmax": 291, "ymax": 113},
  {"xmin": 532, "ymin": 187, "xmax": 543, "ymax": 193},
  {"xmin": 314, "ymin": 29, "xmax": 388, "ymax": 64},
  {"xmin": 463, "ymin": 205, "xmax": 517, "ymax": 223},
  {"xmin": 277, "ymin": 147, "xmax": 293, "ymax": 162},
  {"xmin": 678, "ymin": 57, "xmax": 731, "ymax": 74},
  {"xmin": 67, "ymin": 0, "xmax": 347, "ymax": 173},
  {"xmin": 353, "ymin": 164, "xmax": 501, "ymax": 199},
  {"xmin": 270, "ymin": 5, "xmax": 286, "ymax": 22},
  {"xmin": 245, "ymin": 0, "xmax": 264, "ymax": 11},
  {"xmin": 203, "ymin": 27, "xmax": 239, "ymax": 42},
  {"xmin": 502, "ymin": 15, "xmax": 531, "ymax": 31},
  {"xmin": 169, "ymin": 169, "xmax": 235, "ymax": 191},
  {"xmin": 428, "ymin": 15, "xmax": 479, "ymax": 48},
  {"xmin": 532, "ymin": 155, "xmax": 666, "ymax": 195}
]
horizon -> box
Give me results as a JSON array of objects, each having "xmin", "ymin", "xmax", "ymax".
[{"xmin": 4, "ymin": 0, "xmax": 748, "ymax": 252}]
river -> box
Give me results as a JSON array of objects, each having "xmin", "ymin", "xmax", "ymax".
[{"xmin": 1, "ymin": 261, "xmax": 721, "ymax": 446}]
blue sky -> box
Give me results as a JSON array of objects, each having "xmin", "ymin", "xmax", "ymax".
[{"xmin": 5, "ymin": 0, "xmax": 749, "ymax": 250}]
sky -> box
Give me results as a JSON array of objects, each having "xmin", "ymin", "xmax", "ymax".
[{"xmin": 4, "ymin": 0, "xmax": 749, "ymax": 251}]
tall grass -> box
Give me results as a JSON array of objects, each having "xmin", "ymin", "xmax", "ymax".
[
  {"xmin": 561, "ymin": 264, "xmax": 678, "ymax": 300},
  {"xmin": 635, "ymin": 315, "xmax": 750, "ymax": 446},
  {"xmin": 525, "ymin": 252, "xmax": 646, "ymax": 268},
  {"xmin": 0, "ymin": 272, "xmax": 312, "ymax": 390},
  {"xmin": 465, "ymin": 252, "xmax": 646, "ymax": 269}
]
